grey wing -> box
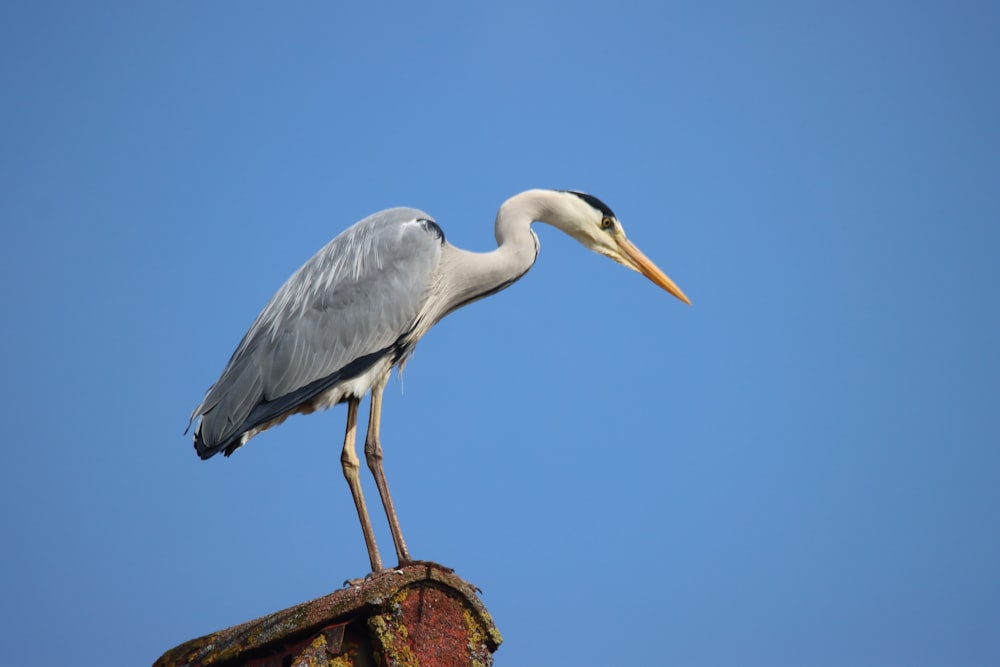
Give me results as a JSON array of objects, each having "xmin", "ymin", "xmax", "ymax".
[{"xmin": 191, "ymin": 207, "xmax": 443, "ymax": 458}]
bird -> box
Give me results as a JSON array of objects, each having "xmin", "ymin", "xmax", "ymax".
[{"xmin": 189, "ymin": 189, "xmax": 690, "ymax": 572}]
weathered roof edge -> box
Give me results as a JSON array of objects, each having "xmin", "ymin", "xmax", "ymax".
[{"xmin": 154, "ymin": 561, "xmax": 501, "ymax": 667}]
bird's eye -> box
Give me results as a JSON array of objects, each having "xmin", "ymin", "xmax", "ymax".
[{"xmin": 600, "ymin": 217, "xmax": 615, "ymax": 231}]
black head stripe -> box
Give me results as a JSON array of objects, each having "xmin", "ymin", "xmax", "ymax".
[{"xmin": 562, "ymin": 190, "xmax": 617, "ymax": 219}]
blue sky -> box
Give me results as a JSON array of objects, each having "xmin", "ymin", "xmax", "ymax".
[{"xmin": 2, "ymin": 2, "xmax": 998, "ymax": 665}]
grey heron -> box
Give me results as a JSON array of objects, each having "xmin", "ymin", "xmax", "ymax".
[{"xmin": 190, "ymin": 189, "xmax": 690, "ymax": 571}]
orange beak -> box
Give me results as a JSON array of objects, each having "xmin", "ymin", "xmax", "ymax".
[{"xmin": 616, "ymin": 237, "xmax": 692, "ymax": 305}]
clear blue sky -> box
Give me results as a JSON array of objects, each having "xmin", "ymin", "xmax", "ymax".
[{"xmin": 2, "ymin": 2, "xmax": 998, "ymax": 665}]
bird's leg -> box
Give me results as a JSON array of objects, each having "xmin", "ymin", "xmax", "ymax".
[
  {"xmin": 364, "ymin": 380, "xmax": 412, "ymax": 565},
  {"xmin": 341, "ymin": 397, "xmax": 383, "ymax": 571}
]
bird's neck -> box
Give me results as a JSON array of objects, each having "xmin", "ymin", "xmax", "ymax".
[
  {"xmin": 494, "ymin": 187, "xmax": 569, "ymax": 243},
  {"xmin": 433, "ymin": 190, "xmax": 567, "ymax": 320}
]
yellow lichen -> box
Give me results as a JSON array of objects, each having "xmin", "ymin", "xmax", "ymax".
[
  {"xmin": 368, "ymin": 610, "xmax": 417, "ymax": 666},
  {"xmin": 289, "ymin": 633, "xmax": 330, "ymax": 667}
]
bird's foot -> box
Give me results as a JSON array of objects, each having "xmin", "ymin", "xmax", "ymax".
[
  {"xmin": 341, "ymin": 563, "xmax": 411, "ymax": 588},
  {"xmin": 342, "ymin": 576, "xmax": 367, "ymax": 588}
]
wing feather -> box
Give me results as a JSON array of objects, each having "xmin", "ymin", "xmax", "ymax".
[{"xmin": 192, "ymin": 208, "xmax": 442, "ymax": 458}]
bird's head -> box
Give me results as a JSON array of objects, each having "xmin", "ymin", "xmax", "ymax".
[{"xmin": 548, "ymin": 190, "xmax": 692, "ymax": 305}]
